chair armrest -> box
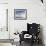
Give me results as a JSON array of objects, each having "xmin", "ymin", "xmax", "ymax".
[
  {"xmin": 19, "ymin": 31, "xmax": 27, "ymax": 41},
  {"xmin": 19, "ymin": 34, "xmax": 24, "ymax": 41},
  {"xmin": 22, "ymin": 31, "xmax": 28, "ymax": 35}
]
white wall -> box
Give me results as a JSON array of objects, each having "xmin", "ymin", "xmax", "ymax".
[{"xmin": 0, "ymin": 0, "xmax": 8, "ymax": 3}]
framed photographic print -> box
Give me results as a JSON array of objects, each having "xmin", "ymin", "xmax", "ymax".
[{"xmin": 14, "ymin": 9, "xmax": 27, "ymax": 20}]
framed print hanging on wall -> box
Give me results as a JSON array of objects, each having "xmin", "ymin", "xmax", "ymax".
[{"xmin": 14, "ymin": 9, "xmax": 27, "ymax": 20}]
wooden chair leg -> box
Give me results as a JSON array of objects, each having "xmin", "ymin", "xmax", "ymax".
[{"xmin": 20, "ymin": 41, "xmax": 21, "ymax": 45}]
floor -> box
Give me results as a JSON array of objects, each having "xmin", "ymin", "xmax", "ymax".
[
  {"xmin": 0, "ymin": 43, "xmax": 13, "ymax": 46},
  {"xmin": 19, "ymin": 41, "xmax": 43, "ymax": 46}
]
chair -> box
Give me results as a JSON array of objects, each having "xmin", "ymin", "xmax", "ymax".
[{"xmin": 19, "ymin": 23, "xmax": 40, "ymax": 46}]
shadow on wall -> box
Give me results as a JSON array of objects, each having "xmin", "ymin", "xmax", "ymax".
[{"xmin": 40, "ymin": 25, "xmax": 45, "ymax": 46}]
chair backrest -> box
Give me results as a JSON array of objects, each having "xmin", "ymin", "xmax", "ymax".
[{"xmin": 27, "ymin": 23, "xmax": 40, "ymax": 35}]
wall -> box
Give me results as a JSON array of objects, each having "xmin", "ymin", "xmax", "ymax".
[{"xmin": 0, "ymin": 0, "xmax": 8, "ymax": 3}]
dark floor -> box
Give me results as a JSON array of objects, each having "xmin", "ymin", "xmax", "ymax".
[{"xmin": 19, "ymin": 41, "xmax": 43, "ymax": 46}]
